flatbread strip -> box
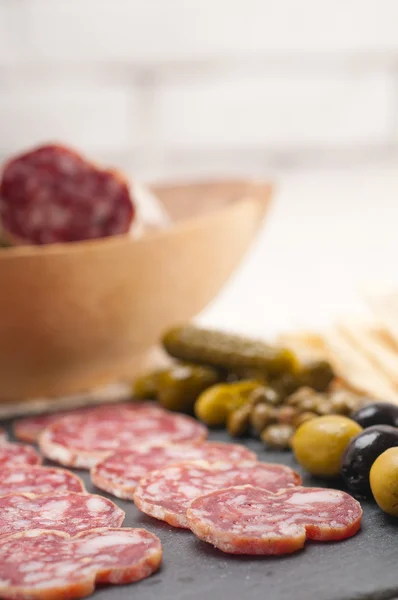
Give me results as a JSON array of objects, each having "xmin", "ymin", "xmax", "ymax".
[
  {"xmin": 336, "ymin": 320, "xmax": 398, "ymax": 388},
  {"xmin": 324, "ymin": 329, "xmax": 398, "ymax": 404},
  {"xmin": 278, "ymin": 328, "xmax": 398, "ymax": 403}
]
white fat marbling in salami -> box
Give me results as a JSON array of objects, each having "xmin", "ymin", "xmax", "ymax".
[
  {"xmin": 133, "ymin": 461, "xmax": 301, "ymax": 528},
  {"xmin": 14, "ymin": 402, "xmax": 163, "ymax": 443},
  {"xmin": 91, "ymin": 442, "xmax": 257, "ymax": 499},
  {"xmin": 0, "ymin": 442, "xmax": 41, "ymax": 467},
  {"xmin": 0, "ymin": 527, "xmax": 161, "ymax": 599},
  {"xmin": 187, "ymin": 485, "xmax": 363, "ymax": 555},
  {"xmin": 39, "ymin": 411, "xmax": 208, "ymax": 469},
  {"xmin": 0, "ymin": 492, "xmax": 124, "ymax": 537},
  {"xmin": 0, "ymin": 466, "xmax": 86, "ymax": 495}
]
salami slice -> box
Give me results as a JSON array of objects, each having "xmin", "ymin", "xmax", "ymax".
[
  {"xmin": 187, "ymin": 485, "xmax": 363, "ymax": 555},
  {"xmin": 0, "ymin": 492, "xmax": 124, "ymax": 538},
  {"xmin": 133, "ymin": 460, "xmax": 301, "ymax": 528},
  {"xmin": 0, "ymin": 466, "xmax": 86, "ymax": 495},
  {"xmin": 0, "ymin": 527, "xmax": 161, "ymax": 599},
  {"xmin": 40, "ymin": 412, "xmax": 208, "ymax": 469},
  {"xmin": 14, "ymin": 401, "xmax": 162, "ymax": 443},
  {"xmin": 92, "ymin": 442, "xmax": 258, "ymax": 499},
  {"xmin": 0, "ymin": 442, "xmax": 41, "ymax": 467},
  {"xmin": 0, "ymin": 144, "xmax": 136, "ymax": 245}
]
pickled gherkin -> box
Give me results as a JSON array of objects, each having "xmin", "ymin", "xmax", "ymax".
[
  {"xmin": 133, "ymin": 370, "xmax": 165, "ymax": 400},
  {"xmin": 195, "ymin": 380, "xmax": 261, "ymax": 427},
  {"xmin": 157, "ymin": 364, "xmax": 220, "ymax": 413},
  {"xmin": 163, "ymin": 325, "xmax": 298, "ymax": 378}
]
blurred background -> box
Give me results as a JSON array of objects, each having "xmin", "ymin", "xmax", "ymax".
[
  {"xmin": 1, "ymin": 0, "xmax": 398, "ymax": 335},
  {"xmin": 1, "ymin": 0, "xmax": 397, "ymax": 177}
]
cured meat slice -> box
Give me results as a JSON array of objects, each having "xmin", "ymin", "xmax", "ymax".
[
  {"xmin": 0, "ymin": 466, "xmax": 86, "ymax": 495},
  {"xmin": 187, "ymin": 485, "xmax": 363, "ymax": 555},
  {"xmin": 39, "ymin": 412, "xmax": 208, "ymax": 469},
  {"xmin": 0, "ymin": 144, "xmax": 136, "ymax": 245},
  {"xmin": 133, "ymin": 460, "xmax": 301, "ymax": 528},
  {"xmin": 91, "ymin": 442, "xmax": 258, "ymax": 499},
  {"xmin": 14, "ymin": 401, "xmax": 162, "ymax": 443},
  {"xmin": 0, "ymin": 527, "xmax": 161, "ymax": 599},
  {"xmin": 0, "ymin": 492, "xmax": 124, "ymax": 538},
  {"xmin": 0, "ymin": 442, "xmax": 41, "ymax": 467}
]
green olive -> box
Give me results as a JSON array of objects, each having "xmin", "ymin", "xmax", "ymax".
[
  {"xmin": 328, "ymin": 390, "xmax": 364, "ymax": 416},
  {"xmin": 249, "ymin": 386, "xmax": 281, "ymax": 407},
  {"xmin": 277, "ymin": 405, "xmax": 298, "ymax": 425},
  {"xmin": 292, "ymin": 411, "xmax": 317, "ymax": 429},
  {"xmin": 315, "ymin": 400, "xmax": 333, "ymax": 416},
  {"xmin": 292, "ymin": 415, "xmax": 363, "ymax": 477},
  {"xmin": 270, "ymin": 373, "xmax": 300, "ymax": 399},
  {"xmin": 298, "ymin": 360, "xmax": 334, "ymax": 392},
  {"xmin": 286, "ymin": 387, "xmax": 319, "ymax": 408},
  {"xmin": 370, "ymin": 447, "xmax": 398, "ymax": 516},
  {"xmin": 227, "ymin": 405, "xmax": 251, "ymax": 438},
  {"xmin": 250, "ymin": 403, "xmax": 278, "ymax": 435},
  {"xmin": 194, "ymin": 380, "xmax": 259, "ymax": 427},
  {"xmin": 261, "ymin": 424, "xmax": 294, "ymax": 449},
  {"xmin": 133, "ymin": 370, "xmax": 165, "ymax": 399},
  {"xmin": 157, "ymin": 364, "xmax": 220, "ymax": 413}
]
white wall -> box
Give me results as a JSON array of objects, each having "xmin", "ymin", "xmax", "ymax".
[{"xmin": 1, "ymin": 0, "xmax": 398, "ymax": 178}]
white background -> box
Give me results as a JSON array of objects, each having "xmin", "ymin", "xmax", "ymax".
[
  {"xmin": 1, "ymin": 1, "xmax": 398, "ymax": 334},
  {"xmin": 1, "ymin": 0, "xmax": 398, "ymax": 176}
]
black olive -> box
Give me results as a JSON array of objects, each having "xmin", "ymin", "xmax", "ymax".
[
  {"xmin": 352, "ymin": 402, "xmax": 398, "ymax": 429},
  {"xmin": 341, "ymin": 425, "xmax": 398, "ymax": 498}
]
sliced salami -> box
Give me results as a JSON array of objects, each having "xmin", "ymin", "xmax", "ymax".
[
  {"xmin": 0, "ymin": 492, "xmax": 124, "ymax": 538},
  {"xmin": 92, "ymin": 442, "xmax": 258, "ymax": 499},
  {"xmin": 0, "ymin": 144, "xmax": 136, "ymax": 245},
  {"xmin": 40, "ymin": 412, "xmax": 208, "ymax": 469},
  {"xmin": 187, "ymin": 485, "xmax": 362, "ymax": 555},
  {"xmin": 0, "ymin": 442, "xmax": 41, "ymax": 467},
  {"xmin": 0, "ymin": 466, "xmax": 86, "ymax": 495},
  {"xmin": 14, "ymin": 401, "xmax": 162, "ymax": 443},
  {"xmin": 133, "ymin": 460, "xmax": 301, "ymax": 528},
  {"xmin": 0, "ymin": 527, "xmax": 161, "ymax": 599}
]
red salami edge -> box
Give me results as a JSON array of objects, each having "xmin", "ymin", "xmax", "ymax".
[
  {"xmin": 187, "ymin": 485, "xmax": 363, "ymax": 555},
  {"xmin": 38, "ymin": 427, "xmax": 109, "ymax": 469},
  {"xmin": 0, "ymin": 527, "xmax": 162, "ymax": 600},
  {"xmin": 0, "ymin": 466, "xmax": 87, "ymax": 495},
  {"xmin": 0, "ymin": 144, "xmax": 136, "ymax": 245},
  {"xmin": 0, "ymin": 442, "xmax": 42, "ymax": 467}
]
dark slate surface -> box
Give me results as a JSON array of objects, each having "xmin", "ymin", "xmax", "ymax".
[{"xmin": 3, "ymin": 420, "xmax": 398, "ymax": 600}]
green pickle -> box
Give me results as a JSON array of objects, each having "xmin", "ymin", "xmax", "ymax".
[
  {"xmin": 163, "ymin": 325, "xmax": 298, "ymax": 378},
  {"xmin": 195, "ymin": 380, "xmax": 261, "ymax": 427},
  {"xmin": 157, "ymin": 364, "xmax": 220, "ymax": 413},
  {"xmin": 133, "ymin": 370, "xmax": 165, "ymax": 400},
  {"xmin": 298, "ymin": 360, "xmax": 334, "ymax": 392}
]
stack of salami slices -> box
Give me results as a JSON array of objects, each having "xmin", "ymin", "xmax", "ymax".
[{"xmin": 3, "ymin": 399, "xmax": 363, "ymax": 598}]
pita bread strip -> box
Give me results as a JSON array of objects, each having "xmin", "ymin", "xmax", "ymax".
[
  {"xmin": 363, "ymin": 290, "xmax": 398, "ymax": 348},
  {"xmin": 324, "ymin": 329, "xmax": 398, "ymax": 404},
  {"xmin": 276, "ymin": 331, "xmax": 328, "ymax": 360},
  {"xmin": 337, "ymin": 320, "xmax": 398, "ymax": 388}
]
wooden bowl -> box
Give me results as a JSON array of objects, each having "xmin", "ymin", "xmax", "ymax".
[{"xmin": 0, "ymin": 179, "xmax": 272, "ymax": 401}]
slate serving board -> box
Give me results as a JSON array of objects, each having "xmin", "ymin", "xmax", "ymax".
[{"xmin": 3, "ymin": 420, "xmax": 398, "ymax": 600}]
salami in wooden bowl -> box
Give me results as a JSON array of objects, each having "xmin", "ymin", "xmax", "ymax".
[{"xmin": 0, "ymin": 179, "xmax": 272, "ymax": 400}]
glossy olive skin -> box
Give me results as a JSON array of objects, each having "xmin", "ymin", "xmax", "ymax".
[
  {"xmin": 341, "ymin": 425, "xmax": 398, "ymax": 498},
  {"xmin": 370, "ymin": 448, "xmax": 398, "ymax": 516},
  {"xmin": 352, "ymin": 402, "xmax": 398, "ymax": 429}
]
